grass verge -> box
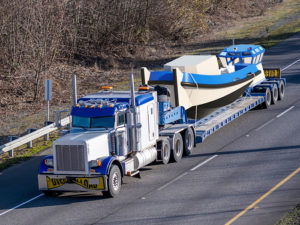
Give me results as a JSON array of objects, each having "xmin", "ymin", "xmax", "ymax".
[{"xmin": 276, "ymin": 204, "xmax": 300, "ymax": 225}]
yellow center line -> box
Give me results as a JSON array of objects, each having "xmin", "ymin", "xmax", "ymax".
[{"xmin": 225, "ymin": 167, "xmax": 300, "ymax": 225}]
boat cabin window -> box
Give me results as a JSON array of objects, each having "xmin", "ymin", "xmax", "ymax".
[
  {"xmin": 220, "ymin": 57, "xmax": 227, "ymax": 67},
  {"xmin": 243, "ymin": 57, "xmax": 252, "ymax": 63}
]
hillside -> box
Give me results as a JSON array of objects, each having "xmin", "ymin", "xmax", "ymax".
[{"xmin": 0, "ymin": 0, "xmax": 288, "ymax": 136}]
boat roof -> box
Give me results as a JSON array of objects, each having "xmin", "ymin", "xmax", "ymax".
[
  {"xmin": 219, "ymin": 44, "xmax": 265, "ymax": 57},
  {"xmin": 164, "ymin": 55, "xmax": 213, "ymax": 67}
]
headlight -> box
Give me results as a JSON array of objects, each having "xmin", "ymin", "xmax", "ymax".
[
  {"xmin": 45, "ymin": 158, "xmax": 54, "ymax": 167},
  {"xmin": 89, "ymin": 160, "xmax": 102, "ymax": 168}
]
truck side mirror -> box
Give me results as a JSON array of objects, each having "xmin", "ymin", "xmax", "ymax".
[{"xmin": 136, "ymin": 123, "xmax": 142, "ymax": 129}]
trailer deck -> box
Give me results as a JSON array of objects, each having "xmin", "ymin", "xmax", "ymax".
[{"xmin": 159, "ymin": 95, "xmax": 265, "ymax": 143}]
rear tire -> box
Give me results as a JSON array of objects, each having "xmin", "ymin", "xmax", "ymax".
[
  {"xmin": 262, "ymin": 88, "xmax": 271, "ymax": 109},
  {"xmin": 158, "ymin": 139, "xmax": 171, "ymax": 164},
  {"xmin": 183, "ymin": 128, "xmax": 194, "ymax": 156},
  {"xmin": 271, "ymin": 83, "xmax": 278, "ymax": 104},
  {"xmin": 102, "ymin": 165, "xmax": 121, "ymax": 198},
  {"xmin": 171, "ymin": 133, "xmax": 183, "ymax": 162},
  {"xmin": 278, "ymin": 80, "xmax": 285, "ymax": 100}
]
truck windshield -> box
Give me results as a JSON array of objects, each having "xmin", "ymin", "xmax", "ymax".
[{"xmin": 72, "ymin": 116, "xmax": 115, "ymax": 129}]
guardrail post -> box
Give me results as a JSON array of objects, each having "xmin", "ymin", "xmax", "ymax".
[
  {"xmin": 27, "ymin": 129, "xmax": 36, "ymax": 148},
  {"xmin": 8, "ymin": 136, "xmax": 18, "ymax": 157},
  {"xmin": 44, "ymin": 121, "xmax": 53, "ymax": 141}
]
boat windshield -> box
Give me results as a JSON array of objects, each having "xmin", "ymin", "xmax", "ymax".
[{"xmin": 72, "ymin": 115, "xmax": 115, "ymax": 129}]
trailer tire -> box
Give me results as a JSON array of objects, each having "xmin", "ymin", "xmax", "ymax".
[
  {"xmin": 278, "ymin": 80, "xmax": 285, "ymax": 100},
  {"xmin": 159, "ymin": 139, "xmax": 171, "ymax": 164},
  {"xmin": 103, "ymin": 165, "xmax": 121, "ymax": 198},
  {"xmin": 183, "ymin": 128, "xmax": 194, "ymax": 156},
  {"xmin": 171, "ymin": 133, "xmax": 183, "ymax": 162},
  {"xmin": 271, "ymin": 83, "xmax": 278, "ymax": 104},
  {"xmin": 263, "ymin": 88, "xmax": 271, "ymax": 109}
]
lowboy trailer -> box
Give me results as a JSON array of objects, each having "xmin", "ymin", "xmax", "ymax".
[{"xmin": 38, "ymin": 45, "xmax": 286, "ymax": 197}]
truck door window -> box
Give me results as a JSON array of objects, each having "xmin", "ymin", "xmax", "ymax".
[{"xmin": 117, "ymin": 113, "xmax": 125, "ymax": 126}]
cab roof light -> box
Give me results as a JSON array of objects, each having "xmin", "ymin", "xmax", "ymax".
[
  {"xmin": 90, "ymin": 105, "xmax": 94, "ymax": 108},
  {"xmin": 138, "ymin": 86, "xmax": 150, "ymax": 91},
  {"xmin": 101, "ymin": 86, "xmax": 113, "ymax": 91},
  {"xmin": 97, "ymin": 105, "xmax": 102, "ymax": 108},
  {"xmin": 85, "ymin": 105, "xmax": 88, "ymax": 108},
  {"xmin": 75, "ymin": 104, "xmax": 79, "ymax": 107}
]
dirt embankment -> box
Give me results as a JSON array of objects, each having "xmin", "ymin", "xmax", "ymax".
[{"xmin": 0, "ymin": 0, "xmax": 286, "ymax": 137}]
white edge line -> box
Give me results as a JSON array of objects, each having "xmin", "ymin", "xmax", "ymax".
[
  {"xmin": 277, "ymin": 106, "xmax": 295, "ymax": 118},
  {"xmin": 282, "ymin": 58, "xmax": 300, "ymax": 71},
  {"xmin": 190, "ymin": 155, "xmax": 218, "ymax": 171},
  {"xmin": 157, "ymin": 172, "xmax": 188, "ymax": 191},
  {"xmin": 255, "ymin": 118, "xmax": 275, "ymax": 131},
  {"xmin": 0, "ymin": 193, "xmax": 44, "ymax": 217}
]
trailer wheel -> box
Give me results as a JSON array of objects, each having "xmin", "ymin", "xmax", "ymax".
[
  {"xmin": 271, "ymin": 83, "xmax": 278, "ymax": 104},
  {"xmin": 262, "ymin": 88, "xmax": 271, "ymax": 109},
  {"xmin": 171, "ymin": 133, "xmax": 183, "ymax": 162},
  {"xmin": 278, "ymin": 80, "xmax": 285, "ymax": 100},
  {"xmin": 183, "ymin": 128, "xmax": 194, "ymax": 156},
  {"xmin": 103, "ymin": 165, "xmax": 121, "ymax": 198},
  {"xmin": 159, "ymin": 139, "xmax": 171, "ymax": 164}
]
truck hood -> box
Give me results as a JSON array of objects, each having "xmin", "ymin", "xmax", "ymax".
[{"xmin": 54, "ymin": 130, "xmax": 111, "ymax": 159}]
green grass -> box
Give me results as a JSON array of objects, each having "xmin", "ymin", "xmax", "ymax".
[
  {"xmin": 0, "ymin": 135, "xmax": 58, "ymax": 171},
  {"xmin": 276, "ymin": 204, "xmax": 300, "ymax": 225}
]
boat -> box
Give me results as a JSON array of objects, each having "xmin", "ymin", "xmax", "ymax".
[{"xmin": 141, "ymin": 44, "xmax": 266, "ymax": 119}]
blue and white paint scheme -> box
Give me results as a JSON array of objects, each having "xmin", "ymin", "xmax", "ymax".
[
  {"xmin": 141, "ymin": 44, "xmax": 267, "ymax": 118},
  {"xmin": 38, "ymin": 89, "xmax": 159, "ymax": 192}
]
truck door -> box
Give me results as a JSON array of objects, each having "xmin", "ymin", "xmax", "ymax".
[
  {"xmin": 116, "ymin": 112, "xmax": 128, "ymax": 156},
  {"xmin": 147, "ymin": 104, "xmax": 155, "ymax": 141}
]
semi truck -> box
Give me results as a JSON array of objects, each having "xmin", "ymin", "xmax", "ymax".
[{"xmin": 38, "ymin": 45, "xmax": 286, "ymax": 197}]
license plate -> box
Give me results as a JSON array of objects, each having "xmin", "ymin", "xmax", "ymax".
[
  {"xmin": 264, "ymin": 68, "xmax": 281, "ymax": 78},
  {"xmin": 73, "ymin": 177, "xmax": 104, "ymax": 190},
  {"xmin": 46, "ymin": 176, "xmax": 67, "ymax": 189}
]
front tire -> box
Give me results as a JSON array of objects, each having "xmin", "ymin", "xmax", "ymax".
[
  {"xmin": 103, "ymin": 165, "xmax": 121, "ymax": 198},
  {"xmin": 43, "ymin": 191, "xmax": 61, "ymax": 197}
]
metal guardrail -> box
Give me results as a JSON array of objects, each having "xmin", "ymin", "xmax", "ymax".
[{"xmin": 0, "ymin": 116, "xmax": 70, "ymax": 155}]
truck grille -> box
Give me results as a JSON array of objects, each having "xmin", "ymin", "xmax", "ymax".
[{"xmin": 55, "ymin": 145, "xmax": 85, "ymax": 172}]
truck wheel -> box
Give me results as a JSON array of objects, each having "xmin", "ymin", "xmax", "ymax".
[
  {"xmin": 159, "ymin": 139, "xmax": 171, "ymax": 164},
  {"xmin": 103, "ymin": 165, "xmax": 121, "ymax": 198},
  {"xmin": 271, "ymin": 83, "xmax": 278, "ymax": 104},
  {"xmin": 183, "ymin": 128, "xmax": 194, "ymax": 156},
  {"xmin": 262, "ymin": 88, "xmax": 271, "ymax": 109},
  {"xmin": 278, "ymin": 80, "xmax": 285, "ymax": 100},
  {"xmin": 171, "ymin": 133, "xmax": 183, "ymax": 162}
]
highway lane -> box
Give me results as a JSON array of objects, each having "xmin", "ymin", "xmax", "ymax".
[{"xmin": 0, "ymin": 33, "xmax": 299, "ymax": 225}]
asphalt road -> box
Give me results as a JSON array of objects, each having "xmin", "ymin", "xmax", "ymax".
[{"xmin": 0, "ymin": 33, "xmax": 300, "ymax": 225}]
